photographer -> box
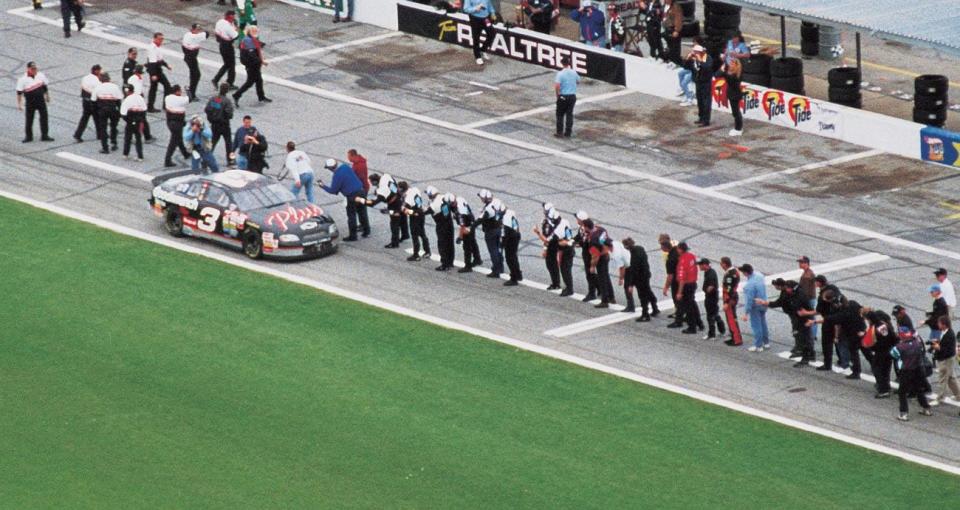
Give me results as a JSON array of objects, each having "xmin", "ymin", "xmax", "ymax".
[
  {"xmin": 231, "ymin": 115, "xmax": 268, "ymax": 173},
  {"xmin": 182, "ymin": 115, "xmax": 219, "ymax": 173},
  {"xmin": 930, "ymin": 315, "xmax": 960, "ymax": 406},
  {"xmin": 571, "ymin": 0, "xmax": 605, "ymax": 48}
]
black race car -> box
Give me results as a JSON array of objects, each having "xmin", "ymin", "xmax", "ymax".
[{"xmin": 149, "ymin": 170, "xmax": 339, "ymax": 259}]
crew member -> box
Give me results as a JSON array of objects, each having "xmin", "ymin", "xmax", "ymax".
[
  {"xmin": 347, "ymin": 149, "xmax": 371, "ymax": 237},
  {"xmin": 819, "ymin": 292, "xmax": 867, "ymax": 379},
  {"xmin": 60, "ymin": 0, "xmax": 84, "ymax": 38},
  {"xmin": 623, "ymin": 238, "xmax": 659, "ymax": 321},
  {"xmin": 16, "ymin": 62, "xmax": 52, "ymax": 143},
  {"xmin": 761, "ymin": 279, "xmax": 815, "ymax": 367},
  {"xmin": 119, "ymin": 84, "xmax": 147, "ymax": 161},
  {"xmin": 554, "ymin": 209, "xmax": 576, "ymax": 297},
  {"xmin": 126, "ymin": 65, "xmax": 154, "ymax": 142},
  {"xmin": 740, "ymin": 263, "xmax": 769, "ymax": 352},
  {"xmin": 163, "ymin": 85, "xmax": 190, "ymax": 167},
  {"xmin": 426, "ymin": 187, "xmax": 455, "ymax": 271},
  {"xmin": 73, "ymin": 64, "xmax": 102, "ymax": 142},
  {"xmin": 585, "ymin": 219, "xmax": 616, "ymax": 308},
  {"xmin": 462, "ymin": 0, "xmax": 495, "ymax": 66},
  {"xmin": 814, "ymin": 275, "xmax": 843, "ymax": 370},
  {"xmin": 474, "ymin": 189, "xmax": 504, "ymax": 278},
  {"xmin": 233, "ymin": 26, "xmax": 271, "ymax": 105},
  {"xmin": 212, "ymin": 10, "xmax": 239, "ymax": 90},
  {"xmin": 358, "ymin": 173, "xmax": 404, "ymax": 249},
  {"xmin": 285, "ymin": 141, "xmax": 315, "ymax": 204},
  {"xmin": 554, "ymin": 56, "xmax": 579, "ymax": 138},
  {"xmin": 452, "ymin": 195, "xmax": 483, "ymax": 272},
  {"xmin": 660, "ymin": 233, "xmax": 682, "ymax": 327},
  {"xmin": 501, "ymin": 205, "xmax": 523, "ymax": 285},
  {"xmin": 146, "ymin": 32, "xmax": 173, "ymax": 112},
  {"xmin": 699, "ymin": 258, "xmax": 725, "ymax": 339},
  {"xmin": 574, "ymin": 210, "xmax": 598, "ymax": 302},
  {"xmin": 205, "ymin": 83, "xmax": 235, "ymax": 165},
  {"xmin": 719, "ymin": 257, "xmax": 742, "ymax": 346},
  {"xmin": 121, "ymin": 47, "xmax": 138, "ymax": 84},
  {"xmin": 400, "ymin": 182, "xmax": 431, "ymax": 261},
  {"xmin": 319, "ymin": 158, "xmax": 365, "ymax": 241},
  {"xmin": 182, "ymin": 23, "xmax": 209, "ymax": 102},
  {"xmin": 674, "ymin": 242, "xmax": 702, "ymax": 334},
  {"xmin": 92, "ymin": 72, "xmax": 122, "ymax": 153},
  {"xmin": 533, "ymin": 203, "xmax": 561, "ymax": 290},
  {"xmin": 237, "ymin": 0, "xmax": 257, "ymax": 34}
]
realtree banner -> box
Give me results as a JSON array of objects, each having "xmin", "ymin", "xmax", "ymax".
[
  {"xmin": 397, "ymin": 1, "xmax": 627, "ymax": 86},
  {"xmin": 292, "ymin": 0, "xmax": 335, "ymax": 9}
]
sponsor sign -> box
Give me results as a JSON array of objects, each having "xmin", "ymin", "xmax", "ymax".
[
  {"xmin": 920, "ymin": 126, "xmax": 960, "ymax": 167},
  {"xmin": 711, "ymin": 78, "xmax": 843, "ymax": 139},
  {"xmin": 397, "ymin": 1, "xmax": 626, "ymax": 85},
  {"xmin": 288, "ymin": 0, "xmax": 335, "ymax": 9}
]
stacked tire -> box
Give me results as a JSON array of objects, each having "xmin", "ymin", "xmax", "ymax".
[
  {"xmin": 678, "ymin": 0, "xmax": 699, "ymax": 37},
  {"xmin": 800, "ymin": 21, "xmax": 819, "ymax": 57},
  {"xmin": 827, "ymin": 67, "xmax": 861, "ymax": 109},
  {"xmin": 770, "ymin": 57, "xmax": 804, "ymax": 94},
  {"xmin": 703, "ymin": 0, "xmax": 741, "ymax": 41},
  {"xmin": 914, "ymin": 75, "xmax": 949, "ymax": 127},
  {"xmin": 741, "ymin": 54, "xmax": 771, "ymax": 87}
]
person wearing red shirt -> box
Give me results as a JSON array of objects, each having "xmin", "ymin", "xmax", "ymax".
[
  {"xmin": 675, "ymin": 242, "xmax": 703, "ymax": 334},
  {"xmin": 347, "ymin": 148, "xmax": 371, "ymax": 237}
]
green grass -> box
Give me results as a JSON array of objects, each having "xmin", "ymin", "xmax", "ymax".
[{"xmin": 0, "ymin": 196, "xmax": 956, "ymax": 509}]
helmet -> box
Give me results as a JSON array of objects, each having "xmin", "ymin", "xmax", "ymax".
[
  {"xmin": 575, "ymin": 210, "xmax": 589, "ymax": 221},
  {"xmin": 425, "ymin": 185, "xmax": 439, "ymax": 198},
  {"xmin": 477, "ymin": 189, "xmax": 493, "ymax": 201}
]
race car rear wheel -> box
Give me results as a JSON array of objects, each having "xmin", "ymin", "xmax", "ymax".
[
  {"xmin": 242, "ymin": 228, "xmax": 263, "ymax": 259},
  {"xmin": 165, "ymin": 208, "xmax": 185, "ymax": 237}
]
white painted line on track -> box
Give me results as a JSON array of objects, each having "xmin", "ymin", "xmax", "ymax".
[
  {"xmin": 1, "ymin": 187, "xmax": 957, "ymax": 477},
  {"xmin": 464, "ymin": 91, "xmax": 484, "ymax": 97},
  {"xmin": 56, "ymin": 152, "xmax": 153, "ymax": 182},
  {"xmin": 545, "ymin": 253, "xmax": 891, "ymax": 338},
  {"xmin": 708, "ymin": 149, "xmax": 885, "ymax": 192},
  {"xmin": 15, "ymin": 5, "xmax": 960, "ymax": 266},
  {"xmin": 775, "ymin": 351, "xmax": 960, "ymax": 408},
  {"xmin": 463, "ymin": 89, "xmax": 639, "ymax": 129},
  {"xmin": 468, "ymin": 81, "xmax": 500, "ymax": 91},
  {"xmin": 266, "ymin": 32, "xmax": 404, "ymax": 64}
]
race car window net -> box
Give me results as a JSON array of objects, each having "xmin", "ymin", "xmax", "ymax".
[
  {"xmin": 233, "ymin": 183, "xmax": 297, "ymax": 210},
  {"xmin": 204, "ymin": 187, "xmax": 231, "ymax": 208}
]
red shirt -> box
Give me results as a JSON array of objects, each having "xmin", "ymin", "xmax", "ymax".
[
  {"xmin": 676, "ymin": 251, "xmax": 698, "ymax": 285},
  {"xmin": 349, "ymin": 155, "xmax": 369, "ymax": 193}
]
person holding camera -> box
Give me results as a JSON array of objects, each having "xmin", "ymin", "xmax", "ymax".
[
  {"xmin": 182, "ymin": 115, "xmax": 219, "ymax": 173},
  {"xmin": 930, "ymin": 315, "xmax": 960, "ymax": 407},
  {"xmin": 231, "ymin": 115, "xmax": 267, "ymax": 172},
  {"xmin": 571, "ymin": 0, "xmax": 605, "ymax": 48}
]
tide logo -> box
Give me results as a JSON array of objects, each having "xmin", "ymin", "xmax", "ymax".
[
  {"xmin": 787, "ymin": 97, "xmax": 813, "ymax": 126},
  {"xmin": 712, "ymin": 77, "xmax": 728, "ymax": 108},
  {"xmin": 762, "ymin": 90, "xmax": 786, "ymax": 120},
  {"xmin": 740, "ymin": 87, "xmax": 760, "ymax": 113}
]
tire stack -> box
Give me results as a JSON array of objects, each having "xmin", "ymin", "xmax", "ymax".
[
  {"xmin": 827, "ymin": 67, "xmax": 861, "ymax": 108},
  {"xmin": 678, "ymin": 0, "xmax": 699, "ymax": 38},
  {"xmin": 800, "ymin": 21, "xmax": 819, "ymax": 57},
  {"xmin": 818, "ymin": 25, "xmax": 842, "ymax": 60},
  {"xmin": 703, "ymin": 1, "xmax": 741, "ymax": 40},
  {"xmin": 770, "ymin": 57, "xmax": 804, "ymax": 94},
  {"xmin": 914, "ymin": 75, "xmax": 949, "ymax": 127},
  {"xmin": 740, "ymin": 54, "xmax": 771, "ymax": 87}
]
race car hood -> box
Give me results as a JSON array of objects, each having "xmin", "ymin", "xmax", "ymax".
[{"xmin": 245, "ymin": 200, "xmax": 334, "ymax": 235}]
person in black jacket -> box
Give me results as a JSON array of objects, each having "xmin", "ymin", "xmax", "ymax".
[
  {"xmin": 724, "ymin": 58, "xmax": 744, "ymax": 137},
  {"xmin": 640, "ymin": 0, "xmax": 663, "ymax": 61},
  {"xmin": 533, "ymin": 204, "xmax": 561, "ymax": 290},
  {"xmin": 864, "ymin": 309, "xmax": 897, "ymax": 398},
  {"xmin": 891, "ymin": 328, "xmax": 933, "ymax": 421},
  {"xmin": 930, "ymin": 316, "xmax": 960, "ymax": 406},
  {"xmin": 761, "ymin": 279, "xmax": 814, "ymax": 366},
  {"xmin": 925, "ymin": 284, "xmax": 949, "ymax": 341},
  {"xmin": 623, "ymin": 238, "xmax": 659, "ymax": 321},
  {"xmin": 698, "ymin": 258, "xmax": 725, "ymax": 339},
  {"xmin": 815, "ymin": 275, "xmax": 844, "ymax": 370},
  {"xmin": 692, "ymin": 43, "xmax": 716, "ymax": 127},
  {"xmin": 660, "ymin": 233, "xmax": 682, "ymax": 327},
  {"xmin": 523, "ymin": 0, "xmax": 554, "ymax": 34},
  {"xmin": 818, "ymin": 292, "xmax": 867, "ymax": 378},
  {"xmin": 574, "ymin": 211, "xmax": 598, "ymax": 302}
]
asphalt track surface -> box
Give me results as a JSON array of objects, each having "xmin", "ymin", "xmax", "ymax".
[{"xmin": 4, "ymin": 1, "xmax": 960, "ymax": 469}]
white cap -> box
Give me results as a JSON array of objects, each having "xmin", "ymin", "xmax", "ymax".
[
  {"xmin": 324, "ymin": 158, "xmax": 337, "ymax": 169},
  {"xmin": 477, "ymin": 189, "xmax": 493, "ymax": 201},
  {"xmin": 575, "ymin": 210, "xmax": 589, "ymax": 221},
  {"xmin": 425, "ymin": 185, "xmax": 439, "ymax": 198},
  {"xmin": 443, "ymin": 192, "xmax": 456, "ymax": 203},
  {"xmin": 490, "ymin": 198, "xmax": 503, "ymax": 210},
  {"xmin": 542, "ymin": 202, "xmax": 554, "ymax": 212},
  {"xmin": 692, "ymin": 44, "xmax": 705, "ymax": 52},
  {"xmin": 581, "ymin": 0, "xmax": 592, "ymax": 6},
  {"xmin": 547, "ymin": 208, "xmax": 560, "ymax": 220}
]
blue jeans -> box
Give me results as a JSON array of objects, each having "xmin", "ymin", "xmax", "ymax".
[
  {"xmin": 611, "ymin": 44, "xmax": 624, "ymax": 53},
  {"xmin": 749, "ymin": 310, "xmax": 769, "ymax": 348},
  {"xmin": 236, "ymin": 153, "xmax": 248, "ymax": 170},
  {"xmin": 808, "ymin": 298, "xmax": 818, "ymax": 341},
  {"xmin": 334, "ymin": 0, "xmax": 353, "ymax": 17},
  {"xmin": 191, "ymin": 150, "xmax": 220, "ymax": 173},
  {"xmin": 678, "ymin": 69, "xmax": 694, "ymax": 101},
  {"xmin": 291, "ymin": 172, "xmax": 316, "ymax": 204}
]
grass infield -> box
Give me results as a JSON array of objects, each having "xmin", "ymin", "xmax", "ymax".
[{"xmin": 1, "ymin": 196, "xmax": 957, "ymax": 508}]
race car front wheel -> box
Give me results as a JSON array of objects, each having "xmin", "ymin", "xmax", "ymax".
[
  {"xmin": 165, "ymin": 208, "xmax": 185, "ymax": 237},
  {"xmin": 242, "ymin": 228, "xmax": 263, "ymax": 259}
]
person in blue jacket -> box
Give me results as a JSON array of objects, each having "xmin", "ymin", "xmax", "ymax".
[
  {"xmin": 182, "ymin": 116, "xmax": 219, "ymax": 173},
  {"xmin": 740, "ymin": 263, "xmax": 769, "ymax": 352},
  {"xmin": 462, "ymin": 0, "xmax": 496, "ymax": 65},
  {"xmin": 570, "ymin": 0, "xmax": 606, "ymax": 48},
  {"xmin": 318, "ymin": 158, "xmax": 365, "ymax": 241}
]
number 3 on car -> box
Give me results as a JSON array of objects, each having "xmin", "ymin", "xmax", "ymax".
[{"xmin": 198, "ymin": 206, "xmax": 221, "ymax": 233}]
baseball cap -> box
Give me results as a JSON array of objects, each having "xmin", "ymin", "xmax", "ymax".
[
  {"xmin": 575, "ymin": 210, "xmax": 589, "ymax": 221},
  {"xmin": 738, "ymin": 263, "xmax": 753, "ymax": 273},
  {"xmin": 324, "ymin": 158, "xmax": 337, "ymax": 169},
  {"xmin": 542, "ymin": 202, "xmax": 554, "ymax": 212},
  {"xmin": 771, "ymin": 278, "xmax": 786, "ymax": 287},
  {"xmin": 477, "ymin": 189, "xmax": 492, "ymax": 201},
  {"xmin": 934, "ymin": 267, "xmax": 948, "ymax": 276},
  {"xmin": 581, "ymin": 0, "xmax": 592, "ymax": 7},
  {"xmin": 425, "ymin": 185, "xmax": 439, "ymax": 197},
  {"xmin": 797, "ymin": 255, "xmax": 810, "ymax": 264},
  {"xmin": 697, "ymin": 258, "xmax": 710, "ymax": 265},
  {"xmin": 692, "ymin": 44, "xmax": 705, "ymax": 52},
  {"xmin": 929, "ymin": 284, "xmax": 942, "ymax": 293},
  {"xmin": 547, "ymin": 208, "xmax": 560, "ymax": 220},
  {"xmin": 892, "ymin": 304, "xmax": 905, "ymax": 315},
  {"xmin": 814, "ymin": 275, "xmax": 828, "ymax": 284}
]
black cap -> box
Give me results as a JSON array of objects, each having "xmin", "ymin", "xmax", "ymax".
[
  {"xmin": 697, "ymin": 258, "xmax": 710, "ymax": 265},
  {"xmin": 934, "ymin": 268, "xmax": 948, "ymax": 276},
  {"xmin": 771, "ymin": 278, "xmax": 786, "ymax": 287},
  {"xmin": 892, "ymin": 305, "xmax": 905, "ymax": 314},
  {"xmin": 738, "ymin": 263, "xmax": 753, "ymax": 274},
  {"xmin": 797, "ymin": 255, "xmax": 810, "ymax": 264},
  {"xmin": 814, "ymin": 275, "xmax": 828, "ymax": 284}
]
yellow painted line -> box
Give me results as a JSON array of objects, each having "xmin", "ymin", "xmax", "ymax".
[
  {"xmin": 743, "ymin": 32, "xmax": 960, "ymax": 88},
  {"xmin": 941, "ymin": 201, "xmax": 960, "ymax": 220}
]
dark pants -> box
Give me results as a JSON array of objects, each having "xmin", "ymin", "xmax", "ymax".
[
  {"xmin": 435, "ymin": 218, "xmax": 455, "ymax": 268},
  {"xmin": 213, "ymin": 43, "xmax": 236, "ymax": 86},
  {"xmin": 210, "ymin": 121, "xmax": 232, "ymax": 162},
  {"xmin": 147, "ymin": 72, "xmax": 171, "ymax": 111},
  {"xmin": 164, "ymin": 118, "xmax": 188, "ymax": 163},
  {"xmin": 632, "ymin": 275, "xmax": 658, "ymax": 315},
  {"xmin": 556, "ymin": 94, "xmax": 576, "ymax": 136},
  {"xmin": 795, "ymin": 322, "xmax": 814, "ymax": 361},
  {"xmin": 97, "ymin": 108, "xmax": 119, "ymax": 151},
  {"xmin": 666, "ymin": 34, "xmax": 681, "ymax": 65},
  {"xmin": 680, "ymin": 282, "xmax": 701, "ymax": 330},
  {"xmin": 236, "ymin": 64, "xmax": 265, "ymax": 100},
  {"xmin": 61, "ymin": 4, "xmax": 83, "ymax": 34},
  {"xmin": 123, "ymin": 117, "xmax": 144, "ymax": 158},
  {"xmin": 388, "ymin": 214, "xmax": 403, "ymax": 246},
  {"xmin": 75, "ymin": 99, "xmax": 101, "ymax": 139},
  {"xmin": 596, "ymin": 255, "xmax": 614, "ymax": 303},
  {"xmin": 582, "ymin": 249, "xmax": 598, "ymax": 298},
  {"xmin": 399, "ymin": 214, "xmax": 409, "ymax": 239},
  {"xmin": 723, "ymin": 295, "xmax": 742, "ymax": 344},
  {"xmin": 839, "ymin": 336, "xmax": 862, "ymax": 375},
  {"xmin": 461, "ymin": 229, "xmax": 482, "ymax": 267},
  {"xmin": 184, "ymin": 50, "xmax": 201, "ymax": 100},
  {"xmin": 730, "ymin": 94, "xmax": 743, "ymax": 130},
  {"xmin": 695, "ymin": 81, "xmax": 712, "ymax": 124},
  {"xmin": 24, "ymin": 101, "xmax": 49, "ymax": 140},
  {"xmin": 531, "ymin": 15, "xmax": 551, "ymax": 34},
  {"xmin": 503, "ymin": 229, "xmax": 522, "ymax": 281},
  {"xmin": 670, "ymin": 280, "xmax": 681, "ymax": 323},
  {"xmin": 468, "ymin": 15, "xmax": 494, "ymax": 59},
  {"xmin": 545, "ymin": 238, "xmax": 560, "ymax": 287},
  {"xmin": 484, "ymin": 228, "xmax": 503, "ymax": 275},
  {"xmin": 898, "ymin": 368, "xmax": 930, "ymax": 413},
  {"xmin": 647, "ymin": 24, "xmax": 663, "ymax": 60},
  {"xmin": 821, "ymin": 321, "xmax": 837, "ymax": 368},
  {"xmin": 345, "ymin": 192, "xmax": 368, "ymax": 238},
  {"xmin": 873, "ymin": 353, "xmax": 893, "ymax": 393},
  {"xmin": 410, "ymin": 214, "xmax": 430, "ymax": 256},
  {"xmin": 559, "ymin": 246, "xmax": 575, "ymax": 292},
  {"xmin": 705, "ymin": 294, "xmax": 724, "ymax": 336}
]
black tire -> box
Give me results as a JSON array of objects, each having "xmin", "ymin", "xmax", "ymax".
[
  {"xmin": 242, "ymin": 228, "xmax": 264, "ymax": 259},
  {"xmin": 164, "ymin": 208, "xmax": 185, "ymax": 237},
  {"xmin": 827, "ymin": 67, "xmax": 860, "ymax": 88},
  {"xmin": 915, "ymin": 75, "xmax": 948, "ymax": 96},
  {"xmin": 703, "ymin": 25, "xmax": 737, "ymax": 38},
  {"xmin": 915, "ymin": 93, "xmax": 949, "ymax": 110},
  {"xmin": 704, "ymin": 0, "xmax": 741, "ymax": 15},
  {"xmin": 800, "ymin": 40, "xmax": 819, "ymax": 56},
  {"xmin": 741, "ymin": 72, "xmax": 770, "ymax": 87},
  {"xmin": 770, "ymin": 57, "xmax": 803, "ymax": 78},
  {"xmin": 680, "ymin": 20, "xmax": 700, "ymax": 38},
  {"xmin": 913, "ymin": 107, "xmax": 947, "ymax": 126},
  {"xmin": 828, "ymin": 87, "xmax": 861, "ymax": 103},
  {"xmin": 707, "ymin": 13, "xmax": 740, "ymax": 30},
  {"xmin": 770, "ymin": 75, "xmax": 804, "ymax": 94},
  {"xmin": 741, "ymin": 54, "xmax": 771, "ymax": 75},
  {"xmin": 800, "ymin": 24, "xmax": 819, "ymax": 42},
  {"xmin": 679, "ymin": 0, "xmax": 696, "ymax": 18}
]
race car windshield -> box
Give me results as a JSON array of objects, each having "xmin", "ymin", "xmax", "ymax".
[{"xmin": 233, "ymin": 184, "xmax": 298, "ymax": 210}]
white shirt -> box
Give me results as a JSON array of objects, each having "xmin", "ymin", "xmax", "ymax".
[
  {"xmin": 80, "ymin": 73, "xmax": 101, "ymax": 97},
  {"xmin": 92, "ymin": 82, "xmax": 123, "ymax": 101},
  {"xmin": 941, "ymin": 277, "xmax": 957, "ymax": 308},
  {"xmin": 164, "ymin": 93, "xmax": 189, "ymax": 113},
  {"xmin": 403, "ymin": 187, "xmax": 426, "ymax": 212},
  {"xmin": 215, "ymin": 18, "xmax": 239, "ymax": 42},
  {"xmin": 285, "ymin": 150, "xmax": 313, "ymax": 177},
  {"xmin": 609, "ymin": 240, "xmax": 631, "ymax": 271},
  {"xmin": 375, "ymin": 173, "xmax": 397, "ymax": 200},
  {"xmin": 147, "ymin": 41, "xmax": 165, "ymax": 64},
  {"xmin": 553, "ymin": 218, "xmax": 574, "ymax": 243},
  {"xmin": 120, "ymin": 94, "xmax": 147, "ymax": 116},
  {"xmin": 127, "ymin": 74, "xmax": 144, "ymax": 96},
  {"xmin": 181, "ymin": 31, "xmax": 208, "ymax": 50},
  {"xmin": 502, "ymin": 209, "xmax": 520, "ymax": 232},
  {"xmin": 15, "ymin": 72, "xmax": 48, "ymax": 95}
]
